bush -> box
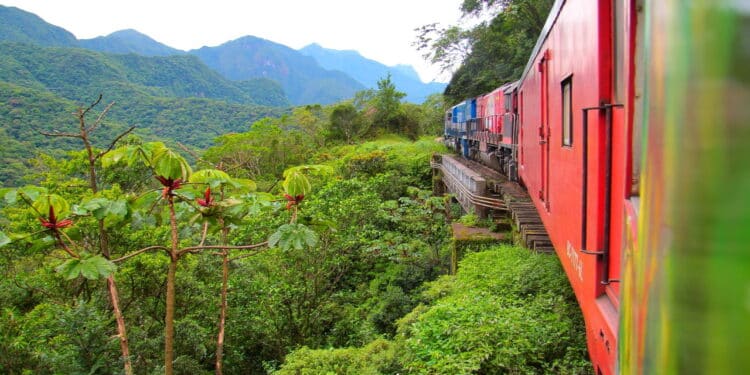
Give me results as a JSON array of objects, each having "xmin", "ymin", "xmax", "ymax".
[
  {"xmin": 397, "ymin": 245, "xmax": 592, "ymax": 374},
  {"xmin": 342, "ymin": 150, "xmax": 388, "ymax": 178},
  {"xmin": 274, "ymin": 339, "xmax": 401, "ymax": 375},
  {"xmin": 276, "ymin": 245, "xmax": 592, "ymax": 375},
  {"xmin": 457, "ymin": 211, "xmax": 480, "ymax": 227}
]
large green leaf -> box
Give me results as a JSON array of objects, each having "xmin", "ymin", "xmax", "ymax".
[
  {"xmin": 101, "ymin": 144, "xmax": 142, "ymax": 168},
  {"xmin": 233, "ymin": 178, "xmax": 258, "ymax": 192},
  {"xmin": 6, "ymin": 186, "xmax": 48, "ymax": 205},
  {"xmin": 282, "ymin": 170, "xmax": 311, "ymax": 197},
  {"xmin": 55, "ymin": 256, "xmax": 117, "ymax": 280},
  {"xmin": 189, "ymin": 169, "xmax": 233, "ymax": 187},
  {"xmin": 152, "ymin": 147, "xmax": 192, "ymax": 181},
  {"xmin": 78, "ymin": 197, "xmax": 129, "ymax": 223},
  {"xmin": 32, "ymin": 194, "xmax": 70, "ymax": 219},
  {"xmin": 268, "ymin": 223, "xmax": 319, "ymax": 251},
  {"xmin": 281, "ymin": 164, "xmax": 333, "ymax": 196},
  {"xmin": 139, "ymin": 142, "xmax": 168, "ymax": 161},
  {"xmin": 131, "ymin": 190, "xmax": 161, "ymax": 211},
  {"xmin": 102, "ymin": 142, "xmax": 190, "ymax": 182}
]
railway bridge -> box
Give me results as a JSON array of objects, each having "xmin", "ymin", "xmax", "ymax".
[{"xmin": 433, "ymin": 154, "xmax": 554, "ymax": 253}]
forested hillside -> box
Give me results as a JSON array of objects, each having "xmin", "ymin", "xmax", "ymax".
[
  {"xmin": 0, "ymin": 42, "xmax": 288, "ymax": 106},
  {"xmin": 415, "ymin": 0, "xmax": 554, "ymax": 103},
  {"xmin": 0, "ymin": 42, "xmax": 288, "ymax": 186}
]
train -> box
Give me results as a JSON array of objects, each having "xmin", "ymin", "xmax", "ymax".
[{"xmin": 443, "ymin": 1, "xmax": 749, "ymax": 374}]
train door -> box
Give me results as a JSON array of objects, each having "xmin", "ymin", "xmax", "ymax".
[{"xmin": 538, "ymin": 51, "xmax": 551, "ymax": 210}]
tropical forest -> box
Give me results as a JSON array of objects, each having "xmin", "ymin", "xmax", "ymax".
[{"xmin": 0, "ymin": 0, "xmax": 593, "ymax": 374}]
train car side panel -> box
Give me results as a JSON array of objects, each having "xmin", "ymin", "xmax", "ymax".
[{"xmin": 517, "ymin": 0, "xmax": 622, "ymax": 374}]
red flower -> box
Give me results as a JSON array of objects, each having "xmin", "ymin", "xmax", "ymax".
[
  {"xmin": 197, "ymin": 187, "xmax": 213, "ymax": 207},
  {"xmin": 283, "ymin": 194, "xmax": 305, "ymax": 210},
  {"xmin": 39, "ymin": 205, "xmax": 73, "ymax": 230},
  {"xmin": 155, "ymin": 176, "xmax": 183, "ymax": 198}
]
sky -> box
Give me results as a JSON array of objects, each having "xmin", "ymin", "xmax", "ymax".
[{"xmin": 2, "ymin": 0, "xmax": 469, "ymax": 83}]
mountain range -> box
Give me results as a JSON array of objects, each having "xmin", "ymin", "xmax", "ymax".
[
  {"xmin": 0, "ymin": 5, "xmax": 445, "ymax": 105},
  {"xmin": 0, "ymin": 4, "xmax": 447, "ymax": 186},
  {"xmin": 299, "ymin": 43, "xmax": 446, "ymax": 103}
]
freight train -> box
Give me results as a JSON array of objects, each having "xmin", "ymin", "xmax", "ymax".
[{"xmin": 443, "ymin": 1, "xmax": 749, "ymax": 374}]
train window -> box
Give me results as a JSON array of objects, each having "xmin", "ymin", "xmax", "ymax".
[{"xmin": 561, "ymin": 77, "xmax": 573, "ymax": 147}]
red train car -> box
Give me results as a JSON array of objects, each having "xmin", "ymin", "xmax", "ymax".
[
  {"xmin": 449, "ymin": 1, "xmax": 637, "ymax": 373},
  {"xmin": 515, "ymin": 1, "xmax": 637, "ymax": 374},
  {"xmin": 445, "ymin": 1, "xmax": 749, "ymax": 373}
]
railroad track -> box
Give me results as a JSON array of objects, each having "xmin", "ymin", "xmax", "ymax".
[{"xmin": 434, "ymin": 155, "xmax": 554, "ymax": 253}]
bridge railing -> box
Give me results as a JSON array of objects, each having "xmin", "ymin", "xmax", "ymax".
[{"xmin": 434, "ymin": 155, "xmax": 506, "ymax": 216}]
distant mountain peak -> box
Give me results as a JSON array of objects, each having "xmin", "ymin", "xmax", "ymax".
[
  {"xmin": 107, "ymin": 29, "xmax": 152, "ymax": 38},
  {"xmin": 80, "ymin": 28, "xmax": 183, "ymax": 56},
  {"xmin": 391, "ymin": 64, "xmax": 421, "ymax": 82},
  {"xmin": 299, "ymin": 44, "xmax": 445, "ymax": 103}
]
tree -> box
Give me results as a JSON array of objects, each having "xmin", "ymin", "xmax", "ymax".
[
  {"xmin": 415, "ymin": 0, "xmax": 554, "ymax": 103},
  {"xmin": 203, "ymin": 117, "xmax": 317, "ymax": 189},
  {"xmin": 373, "ymin": 73, "xmax": 406, "ymax": 133},
  {"xmin": 419, "ymin": 93, "xmax": 447, "ymax": 136},
  {"xmin": 103, "ymin": 144, "xmax": 327, "ymax": 374},
  {"xmin": 286, "ymin": 105, "xmax": 328, "ymax": 147},
  {"xmin": 413, "ymin": 23, "xmax": 476, "ymax": 77},
  {"xmin": 102, "ymin": 143, "xmax": 263, "ymax": 375},
  {"xmin": 328, "ymin": 102, "xmax": 366, "ymax": 144},
  {"xmin": 38, "ymin": 95, "xmax": 135, "ymax": 375}
]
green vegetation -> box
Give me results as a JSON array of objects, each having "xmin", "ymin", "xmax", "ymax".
[
  {"xmin": 0, "ymin": 104, "xmax": 591, "ymax": 372},
  {"xmin": 0, "ymin": 3, "xmax": 593, "ymax": 373},
  {"xmin": 0, "ymin": 43, "xmax": 288, "ymax": 106},
  {"xmin": 0, "ymin": 45, "xmax": 446, "ymax": 187},
  {"xmin": 275, "ymin": 245, "xmax": 591, "ymax": 375}
]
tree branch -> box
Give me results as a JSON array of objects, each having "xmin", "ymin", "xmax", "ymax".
[
  {"xmin": 96, "ymin": 126, "xmax": 136, "ymax": 160},
  {"xmin": 228, "ymin": 248, "xmax": 266, "ymax": 261},
  {"xmin": 81, "ymin": 94, "xmax": 103, "ymax": 119},
  {"xmin": 87, "ymin": 100, "xmax": 116, "ymax": 133},
  {"xmin": 199, "ymin": 221, "xmax": 209, "ymax": 247},
  {"xmin": 112, "ymin": 246, "xmax": 170, "ymax": 263},
  {"xmin": 53, "ymin": 231, "xmax": 80, "ymax": 259},
  {"xmin": 176, "ymin": 241, "xmax": 268, "ymax": 257}
]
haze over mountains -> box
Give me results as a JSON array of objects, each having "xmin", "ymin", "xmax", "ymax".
[
  {"xmin": 0, "ymin": 5, "xmax": 445, "ymax": 105},
  {"xmin": 299, "ymin": 43, "xmax": 446, "ymax": 103}
]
